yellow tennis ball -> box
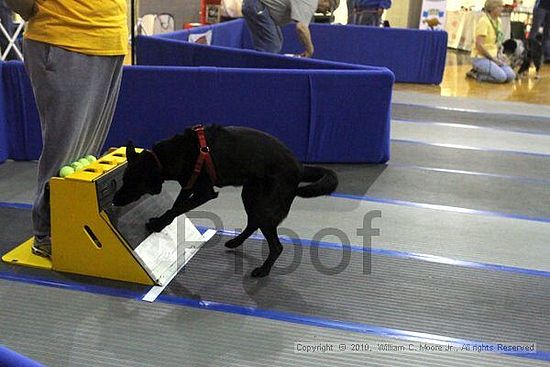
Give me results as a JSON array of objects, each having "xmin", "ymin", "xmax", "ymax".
[
  {"xmin": 85, "ymin": 155, "xmax": 97, "ymax": 162},
  {"xmin": 59, "ymin": 166, "xmax": 75, "ymax": 178},
  {"xmin": 78, "ymin": 158, "xmax": 91, "ymax": 166},
  {"xmin": 70, "ymin": 161, "xmax": 84, "ymax": 171}
]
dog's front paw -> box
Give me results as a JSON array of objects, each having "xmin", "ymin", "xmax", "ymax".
[
  {"xmin": 251, "ymin": 266, "xmax": 271, "ymax": 278},
  {"xmin": 225, "ymin": 238, "xmax": 244, "ymax": 249},
  {"xmin": 146, "ymin": 217, "xmax": 167, "ymax": 232}
]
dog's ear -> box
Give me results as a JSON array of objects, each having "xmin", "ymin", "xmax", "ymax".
[{"xmin": 126, "ymin": 140, "xmax": 137, "ymax": 161}]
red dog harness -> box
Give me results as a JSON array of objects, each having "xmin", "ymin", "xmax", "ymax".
[{"xmin": 183, "ymin": 125, "xmax": 218, "ymax": 190}]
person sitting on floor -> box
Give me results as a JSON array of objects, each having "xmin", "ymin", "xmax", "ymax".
[{"xmin": 467, "ymin": 0, "xmax": 516, "ymax": 83}]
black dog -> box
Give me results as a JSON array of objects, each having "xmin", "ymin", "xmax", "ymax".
[
  {"xmin": 112, "ymin": 125, "xmax": 338, "ymax": 278},
  {"xmin": 502, "ymin": 35, "xmax": 543, "ymax": 79}
]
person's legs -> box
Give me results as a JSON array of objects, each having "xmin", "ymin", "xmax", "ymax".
[
  {"xmin": 348, "ymin": 8, "xmax": 358, "ymax": 24},
  {"xmin": 529, "ymin": 7, "xmax": 547, "ymax": 39},
  {"xmin": 23, "ymin": 39, "xmax": 124, "ymax": 252},
  {"xmin": 352, "ymin": 9, "xmax": 380, "ymax": 26},
  {"xmin": 365, "ymin": 10, "xmax": 381, "ymax": 26},
  {"xmin": 346, "ymin": 0, "xmax": 355, "ymax": 24},
  {"xmin": 471, "ymin": 57, "xmax": 509, "ymax": 83},
  {"xmin": 542, "ymin": 8, "xmax": 550, "ymax": 60},
  {"xmin": 529, "ymin": 6, "xmax": 550, "ymax": 60},
  {"xmin": 242, "ymin": 0, "xmax": 282, "ymax": 53}
]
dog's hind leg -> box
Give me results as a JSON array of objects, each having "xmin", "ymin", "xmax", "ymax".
[
  {"xmin": 251, "ymin": 225, "xmax": 283, "ymax": 278},
  {"xmin": 533, "ymin": 53, "xmax": 542, "ymax": 78},
  {"xmin": 226, "ymin": 183, "xmax": 261, "ymax": 249},
  {"xmin": 518, "ymin": 57, "xmax": 531, "ymax": 76},
  {"xmin": 238, "ymin": 177, "xmax": 296, "ymax": 277}
]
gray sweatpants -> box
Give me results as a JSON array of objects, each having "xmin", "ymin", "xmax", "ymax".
[{"xmin": 23, "ymin": 39, "xmax": 124, "ymax": 237}]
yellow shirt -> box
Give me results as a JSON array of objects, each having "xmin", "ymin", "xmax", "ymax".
[
  {"xmin": 25, "ymin": 0, "xmax": 128, "ymax": 56},
  {"xmin": 471, "ymin": 14, "xmax": 501, "ymax": 59}
]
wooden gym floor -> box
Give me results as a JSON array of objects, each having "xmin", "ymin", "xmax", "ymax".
[{"xmin": 395, "ymin": 49, "xmax": 550, "ymax": 105}]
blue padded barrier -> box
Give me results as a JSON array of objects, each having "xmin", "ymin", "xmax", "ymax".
[
  {"xmin": 153, "ymin": 20, "xmax": 253, "ymax": 51},
  {"xmin": 156, "ymin": 20, "xmax": 246, "ymax": 49},
  {"xmin": 105, "ymin": 65, "xmax": 393, "ymax": 163},
  {"xmin": 105, "ymin": 65, "xmax": 312, "ymax": 160},
  {"xmin": 2, "ymin": 61, "xmax": 392, "ymax": 163},
  {"xmin": 0, "ymin": 63, "xmax": 7, "ymax": 163},
  {"xmin": 2, "ymin": 61, "xmax": 41, "ymax": 161},
  {"xmin": 137, "ymin": 35, "xmax": 371, "ymax": 71},
  {"xmin": 135, "ymin": 36, "xmax": 393, "ymax": 162},
  {"xmin": 0, "ymin": 345, "xmax": 45, "ymax": 367},
  {"xmin": 280, "ymin": 23, "xmax": 448, "ymax": 84},
  {"xmin": 307, "ymin": 70, "xmax": 392, "ymax": 162},
  {"xmin": 156, "ymin": 19, "xmax": 446, "ymax": 84}
]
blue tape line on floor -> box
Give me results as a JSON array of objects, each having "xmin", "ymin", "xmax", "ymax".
[
  {"xmin": 0, "ymin": 202, "xmax": 32, "ymax": 210},
  {"xmin": 0, "ymin": 270, "xmax": 548, "ymax": 362},
  {"xmin": 393, "ymin": 102, "xmax": 550, "ymax": 119},
  {"xmin": 330, "ymin": 192, "xmax": 550, "ymax": 224},
  {"xmin": 2, "ymin": 201, "xmax": 549, "ymax": 278},
  {"xmin": 392, "ymin": 139, "xmax": 550, "ymax": 159},
  {"xmin": 0, "ymin": 272, "xmax": 147, "ymax": 300},
  {"xmin": 157, "ymin": 293, "xmax": 550, "ymax": 362},
  {"xmin": 4, "ymin": 193, "xmax": 550, "ymax": 226},
  {"xmin": 204, "ymin": 227, "xmax": 550, "ymax": 278},
  {"xmin": 393, "ymin": 118, "xmax": 550, "ymax": 137},
  {"xmin": 387, "ymin": 162, "xmax": 550, "ymax": 187}
]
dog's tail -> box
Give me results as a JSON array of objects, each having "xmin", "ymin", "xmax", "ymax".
[{"xmin": 297, "ymin": 165, "xmax": 338, "ymax": 198}]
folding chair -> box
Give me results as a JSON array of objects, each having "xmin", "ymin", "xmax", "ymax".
[
  {"xmin": 0, "ymin": 19, "xmax": 24, "ymax": 60},
  {"xmin": 152, "ymin": 13, "xmax": 174, "ymax": 34},
  {"xmin": 137, "ymin": 13, "xmax": 155, "ymax": 36},
  {"xmin": 138, "ymin": 13, "xmax": 174, "ymax": 36}
]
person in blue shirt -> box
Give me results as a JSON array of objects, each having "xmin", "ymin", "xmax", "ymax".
[{"xmin": 347, "ymin": 0, "xmax": 391, "ymax": 26}]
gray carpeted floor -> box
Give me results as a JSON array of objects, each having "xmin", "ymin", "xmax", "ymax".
[{"xmin": 393, "ymin": 103, "xmax": 550, "ymax": 135}]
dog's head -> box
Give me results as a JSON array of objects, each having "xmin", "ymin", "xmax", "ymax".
[
  {"xmin": 502, "ymin": 39, "xmax": 517, "ymax": 55},
  {"xmin": 112, "ymin": 141, "xmax": 164, "ymax": 207}
]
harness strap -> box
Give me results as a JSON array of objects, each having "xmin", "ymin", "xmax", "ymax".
[{"xmin": 184, "ymin": 125, "xmax": 218, "ymax": 190}]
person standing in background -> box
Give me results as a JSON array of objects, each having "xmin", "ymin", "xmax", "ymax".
[
  {"xmin": 347, "ymin": 0, "xmax": 391, "ymax": 26},
  {"xmin": 529, "ymin": 0, "xmax": 550, "ymax": 61},
  {"xmin": 242, "ymin": 0, "xmax": 338, "ymax": 57},
  {"xmin": 21, "ymin": 0, "xmax": 128, "ymax": 257}
]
